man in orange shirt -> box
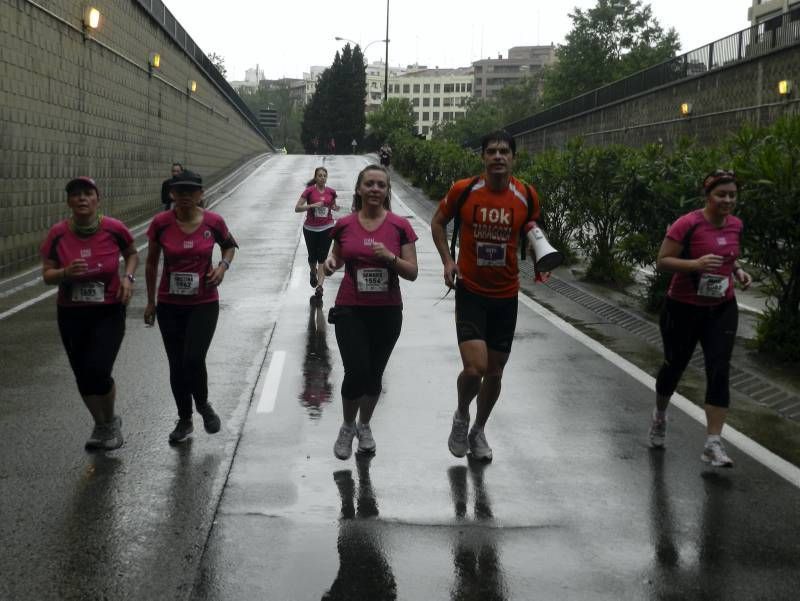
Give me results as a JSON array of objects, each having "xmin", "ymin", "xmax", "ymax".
[{"xmin": 431, "ymin": 130, "xmax": 542, "ymax": 462}]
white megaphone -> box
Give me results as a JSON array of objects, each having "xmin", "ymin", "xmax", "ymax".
[{"xmin": 525, "ymin": 221, "xmax": 564, "ymax": 272}]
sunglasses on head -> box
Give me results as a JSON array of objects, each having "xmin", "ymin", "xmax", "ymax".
[{"xmin": 703, "ymin": 169, "xmax": 736, "ymax": 192}]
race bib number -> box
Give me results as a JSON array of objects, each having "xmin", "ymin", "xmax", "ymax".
[
  {"xmin": 476, "ymin": 242, "xmax": 507, "ymax": 266},
  {"xmin": 356, "ymin": 268, "xmax": 389, "ymax": 292},
  {"xmin": 697, "ymin": 274, "xmax": 729, "ymax": 298},
  {"xmin": 314, "ymin": 206, "xmax": 329, "ymax": 218},
  {"xmin": 169, "ymin": 272, "xmax": 200, "ymax": 295},
  {"xmin": 71, "ymin": 281, "xmax": 105, "ymax": 303}
]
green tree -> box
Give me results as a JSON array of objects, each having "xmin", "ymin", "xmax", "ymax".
[
  {"xmin": 207, "ymin": 52, "xmax": 227, "ymax": 77},
  {"xmin": 730, "ymin": 118, "xmax": 800, "ymax": 360},
  {"xmin": 432, "ymin": 99, "xmax": 503, "ymax": 146},
  {"xmin": 542, "ymin": 0, "xmax": 680, "ymax": 107},
  {"xmin": 366, "ymin": 98, "xmax": 415, "ymax": 144},
  {"xmin": 301, "ymin": 44, "xmax": 366, "ymax": 154}
]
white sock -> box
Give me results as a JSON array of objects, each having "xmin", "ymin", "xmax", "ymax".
[{"xmin": 706, "ymin": 434, "xmax": 721, "ymax": 445}]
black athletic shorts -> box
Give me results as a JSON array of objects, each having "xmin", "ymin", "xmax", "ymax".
[{"xmin": 455, "ymin": 283, "xmax": 518, "ymax": 353}]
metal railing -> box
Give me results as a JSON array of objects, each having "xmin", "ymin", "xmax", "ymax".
[
  {"xmin": 135, "ymin": 0, "xmax": 273, "ymax": 146},
  {"xmin": 476, "ymin": 10, "xmax": 800, "ymax": 144}
]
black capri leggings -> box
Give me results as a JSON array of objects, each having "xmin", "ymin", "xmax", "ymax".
[
  {"xmin": 655, "ymin": 297, "xmax": 738, "ymax": 408},
  {"xmin": 303, "ymin": 227, "xmax": 334, "ymax": 265},
  {"xmin": 334, "ymin": 305, "xmax": 403, "ymax": 400},
  {"xmin": 156, "ymin": 301, "xmax": 219, "ymax": 419},
  {"xmin": 57, "ymin": 304, "xmax": 126, "ymax": 396}
]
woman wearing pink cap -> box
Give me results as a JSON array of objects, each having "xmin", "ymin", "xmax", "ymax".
[
  {"xmin": 144, "ymin": 170, "xmax": 238, "ymax": 444},
  {"xmin": 323, "ymin": 164, "xmax": 418, "ymax": 460},
  {"xmin": 40, "ymin": 176, "xmax": 138, "ymax": 451},
  {"xmin": 295, "ymin": 166, "xmax": 339, "ymax": 301}
]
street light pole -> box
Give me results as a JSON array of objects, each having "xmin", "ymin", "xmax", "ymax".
[{"xmin": 384, "ymin": 0, "xmax": 390, "ymax": 102}]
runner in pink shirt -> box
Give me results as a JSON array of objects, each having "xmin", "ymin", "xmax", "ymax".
[
  {"xmin": 40, "ymin": 176, "xmax": 138, "ymax": 451},
  {"xmin": 649, "ymin": 170, "xmax": 752, "ymax": 467},
  {"xmin": 294, "ymin": 166, "xmax": 339, "ymax": 302},
  {"xmin": 144, "ymin": 170, "xmax": 238, "ymax": 444},
  {"xmin": 322, "ymin": 164, "xmax": 418, "ymax": 460}
]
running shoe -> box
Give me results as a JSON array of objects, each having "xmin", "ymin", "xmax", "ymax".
[
  {"xmin": 448, "ymin": 411, "xmax": 469, "ymax": 458},
  {"xmin": 310, "ymin": 270, "xmax": 318, "ymax": 288},
  {"xmin": 701, "ymin": 440, "xmax": 734, "ymax": 467},
  {"xmin": 169, "ymin": 418, "xmax": 194, "ymax": 444},
  {"xmin": 649, "ymin": 410, "xmax": 667, "ymax": 448},
  {"xmin": 315, "ymin": 285, "xmax": 324, "ymax": 297},
  {"xmin": 356, "ymin": 422, "xmax": 376, "ymax": 455},
  {"xmin": 468, "ymin": 428, "xmax": 493, "ymax": 461},
  {"xmin": 334, "ymin": 423, "xmax": 356, "ymax": 460},
  {"xmin": 196, "ymin": 403, "xmax": 221, "ymax": 434},
  {"xmin": 85, "ymin": 415, "xmax": 123, "ymax": 451}
]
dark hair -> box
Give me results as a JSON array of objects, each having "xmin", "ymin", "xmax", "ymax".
[
  {"xmin": 481, "ymin": 129, "xmax": 516, "ymax": 155},
  {"xmin": 352, "ymin": 164, "xmax": 391, "ymax": 212},
  {"xmin": 172, "ymin": 162, "xmax": 183, "ymax": 170},
  {"xmin": 306, "ymin": 166, "xmax": 328, "ymax": 187},
  {"xmin": 703, "ymin": 169, "xmax": 737, "ymax": 194}
]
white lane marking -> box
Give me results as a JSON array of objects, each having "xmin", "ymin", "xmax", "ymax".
[
  {"xmin": 738, "ymin": 301, "xmax": 764, "ymax": 315},
  {"xmin": 0, "ymin": 289, "xmax": 57, "ymax": 320},
  {"xmin": 388, "ymin": 176, "xmax": 800, "ymax": 490},
  {"xmin": 0, "ymin": 160, "xmax": 268, "ymax": 321},
  {"xmin": 517, "ymin": 293, "xmax": 800, "ymax": 489},
  {"xmin": 256, "ymin": 350, "xmax": 286, "ymax": 414}
]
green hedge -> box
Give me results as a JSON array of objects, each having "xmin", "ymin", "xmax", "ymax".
[{"xmin": 390, "ymin": 120, "xmax": 800, "ymax": 363}]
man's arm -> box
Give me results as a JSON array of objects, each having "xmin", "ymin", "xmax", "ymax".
[{"xmin": 431, "ymin": 207, "xmax": 459, "ymax": 288}]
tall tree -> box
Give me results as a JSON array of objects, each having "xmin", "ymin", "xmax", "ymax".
[
  {"xmin": 542, "ymin": 0, "xmax": 680, "ymax": 107},
  {"xmin": 301, "ymin": 44, "xmax": 366, "ymax": 154}
]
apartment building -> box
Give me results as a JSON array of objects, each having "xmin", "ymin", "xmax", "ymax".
[
  {"xmin": 472, "ymin": 45, "xmax": 556, "ymax": 100},
  {"xmin": 387, "ymin": 67, "xmax": 474, "ymax": 138},
  {"xmin": 749, "ymin": 0, "xmax": 800, "ymax": 24}
]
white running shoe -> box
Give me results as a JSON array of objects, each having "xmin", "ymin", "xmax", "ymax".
[
  {"xmin": 468, "ymin": 428, "xmax": 493, "ymax": 461},
  {"xmin": 649, "ymin": 410, "xmax": 667, "ymax": 448},
  {"xmin": 356, "ymin": 422, "xmax": 376, "ymax": 455},
  {"xmin": 448, "ymin": 411, "xmax": 469, "ymax": 458},
  {"xmin": 334, "ymin": 423, "xmax": 356, "ymax": 460},
  {"xmin": 701, "ymin": 440, "xmax": 734, "ymax": 467}
]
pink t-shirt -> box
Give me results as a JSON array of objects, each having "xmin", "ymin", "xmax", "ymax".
[
  {"xmin": 40, "ymin": 217, "xmax": 134, "ymax": 307},
  {"xmin": 301, "ymin": 186, "xmax": 337, "ymax": 230},
  {"xmin": 666, "ymin": 209, "xmax": 743, "ymax": 306},
  {"xmin": 331, "ymin": 212, "xmax": 418, "ymax": 307},
  {"xmin": 147, "ymin": 210, "xmax": 236, "ymax": 305}
]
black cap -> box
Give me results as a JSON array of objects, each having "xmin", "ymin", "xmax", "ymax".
[
  {"xmin": 65, "ymin": 176, "xmax": 99, "ymax": 194},
  {"xmin": 168, "ymin": 170, "xmax": 203, "ymax": 188}
]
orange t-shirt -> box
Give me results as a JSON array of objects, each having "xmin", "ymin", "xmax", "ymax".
[{"xmin": 438, "ymin": 175, "xmax": 540, "ymax": 298}]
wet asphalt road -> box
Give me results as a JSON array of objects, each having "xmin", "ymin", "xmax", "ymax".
[{"xmin": 1, "ymin": 155, "xmax": 799, "ymax": 600}]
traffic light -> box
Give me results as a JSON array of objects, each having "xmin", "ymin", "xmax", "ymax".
[{"xmin": 259, "ymin": 108, "xmax": 279, "ymax": 128}]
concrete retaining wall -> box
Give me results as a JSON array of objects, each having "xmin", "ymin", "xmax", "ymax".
[{"xmin": 0, "ymin": 0, "xmax": 270, "ymax": 276}]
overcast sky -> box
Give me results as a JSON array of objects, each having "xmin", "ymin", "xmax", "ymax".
[{"xmin": 163, "ymin": 0, "xmax": 753, "ymax": 81}]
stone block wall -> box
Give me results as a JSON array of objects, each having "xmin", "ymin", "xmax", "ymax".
[
  {"xmin": 516, "ymin": 44, "xmax": 800, "ymax": 154},
  {"xmin": 0, "ymin": 0, "xmax": 270, "ymax": 276}
]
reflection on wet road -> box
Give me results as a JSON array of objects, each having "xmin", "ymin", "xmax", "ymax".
[{"xmin": 299, "ymin": 298, "xmax": 333, "ymax": 419}]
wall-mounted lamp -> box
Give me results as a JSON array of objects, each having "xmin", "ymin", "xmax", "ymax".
[
  {"xmin": 187, "ymin": 80, "xmax": 197, "ymax": 93},
  {"xmin": 778, "ymin": 79, "xmax": 793, "ymax": 96},
  {"xmin": 680, "ymin": 102, "xmax": 693, "ymax": 117},
  {"xmin": 149, "ymin": 52, "xmax": 161, "ymax": 70},
  {"xmin": 83, "ymin": 7, "xmax": 101, "ymax": 30}
]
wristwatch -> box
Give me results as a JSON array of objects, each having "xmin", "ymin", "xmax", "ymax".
[{"xmin": 126, "ymin": 273, "xmax": 136, "ymax": 283}]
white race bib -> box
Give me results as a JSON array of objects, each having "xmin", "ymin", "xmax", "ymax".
[
  {"xmin": 70, "ymin": 281, "xmax": 105, "ymax": 303},
  {"xmin": 476, "ymin": 241, "xmax": 507, "ymax": 266},
  {"xmin": 356, "ymin": 268, "xmax": 389, "ymax": 292},
  {"xmin": 314, "ymin": 206, "xmax": 329, "ymax": 218},
  {"xmin": 169, "ymin": 272, "xmax": 200, "ymax": 295},
  {"xmin": 697, "ymin": 273, "xmax": 729, "ymax": 298}
]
